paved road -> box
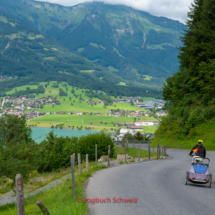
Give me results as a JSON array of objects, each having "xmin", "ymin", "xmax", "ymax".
[{"xmin": 86, "ymin": 148, "xmax": 215, "ymax": 215}]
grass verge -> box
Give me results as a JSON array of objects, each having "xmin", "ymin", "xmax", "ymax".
[
  {"xmin": 152, "ymin": 118, "xmax": 215, "ymax": 150},
  {"xmin": 0, "ymin": 163, "xmax": 107, "ymax": 215},
  {"xmin": 0, "ymin": 168, "xmax": 71, "ymax": 195},
  {"xmin": 113, "ymin": 146, "xmax": 157, "ymax": 159}
]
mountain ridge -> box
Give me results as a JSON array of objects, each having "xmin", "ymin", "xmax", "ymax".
[{"xmin": 0, "ymin": 0, "xmax": 186, "ymax": 90}]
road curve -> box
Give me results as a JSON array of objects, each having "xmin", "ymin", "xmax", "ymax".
[{"xmin": 86, "ymin": 148, "xmax": 215, "ymax": 215}]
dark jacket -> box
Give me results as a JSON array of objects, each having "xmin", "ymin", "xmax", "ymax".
[{"xmin": 189, "ymin": 144, "xmax": 206, "ymax": 158}]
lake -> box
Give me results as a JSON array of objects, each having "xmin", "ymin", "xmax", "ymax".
[{"xmin": 32, "ymin": 127, "xmax": 103, "ymax": 143}]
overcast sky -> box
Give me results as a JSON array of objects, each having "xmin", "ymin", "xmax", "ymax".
[{"xmin": 36, "ymin": 0, "xmax": 194, "ymax": 23}]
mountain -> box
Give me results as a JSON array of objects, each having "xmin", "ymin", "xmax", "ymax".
[
  {"xmin": 0, "ymin": 0, "xmax": 186, "ymax": 89},
  {"xmin": 0, "ymin": 12, "xmax": 121, "ymax": 84},
  {"xmin": 0, "ymin": 12, "xmax": 161, "ymax": 98}
]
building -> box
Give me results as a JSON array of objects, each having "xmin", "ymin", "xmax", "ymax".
[
  {"xmin": 120, "ymin": 129, "xmax": 135, "ymax": 135},
  {"xmin": 135, "ymin": 121, "xmax": 154, "ymax": 126},
  {"xmin": 128, "ymin": 126, "xmax": 143, "ymax": 131}
]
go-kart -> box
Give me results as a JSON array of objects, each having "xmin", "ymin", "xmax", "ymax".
[{"xmin": 185, "ymin": 157, "xmax": 212, "ymax": 188}]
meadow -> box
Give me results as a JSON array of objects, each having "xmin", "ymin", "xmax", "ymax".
[
  {"xmin": 7, "ymin": 81, "xmax": 147, "ymax": 115},
  {"xmin": 6, "ymin": 81, "xmax": 158, "ymax": 132},
  {"xmin": 28, "ymin": 115, "xmax": 156, "ymax": 130}
]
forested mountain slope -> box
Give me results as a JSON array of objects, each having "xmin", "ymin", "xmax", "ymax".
[
  {"xmin": 153, "ymin": 0, "xmax": 215, "ymax": 149},
  {"xmin": 0, "ymin": 12, "xmax": 120, "ymax": 83},
  {"xmin": 0, "ymin": 0, "xmax": 186, "ymax": 89}
]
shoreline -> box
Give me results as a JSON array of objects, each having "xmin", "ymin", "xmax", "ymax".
[{"xmin": 29, "ymin": 126, "xmax": 116, "ymax": 132}]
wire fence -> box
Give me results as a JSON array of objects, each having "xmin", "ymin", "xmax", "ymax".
[{"xmin": 13, "ymin": 143, "xmax": 166, "ymax": 215}]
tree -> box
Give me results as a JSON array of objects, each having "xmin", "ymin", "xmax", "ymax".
[
  {"xmin": 159, "ymin": 0, "xmax": 215, "ymax": 137},
  {"xmin": 123, "ymin": 132, "xmax": 135, "ymax": 140},
  {"xmin": 0, "ymin": 115, "xmax": 38, "ymax": 189},
  {"xmin": 130, "ymin": 99, "xmax": 134, "ymax": 106},
  {"xmin": 134, "ymin": 132, "xmax": 144, "ymax": 141}
]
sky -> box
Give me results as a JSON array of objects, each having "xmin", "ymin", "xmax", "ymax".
[{"xmin": 36, "ymin": 0, "xmax": 194, "ymax": 23}]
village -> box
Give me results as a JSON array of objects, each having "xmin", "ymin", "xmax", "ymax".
[{"xmin": 0, "ymin": 95, "xmax": 168, "ymax": 123}]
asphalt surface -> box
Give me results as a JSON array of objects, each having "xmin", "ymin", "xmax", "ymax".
[{"xmin": 86, "ymin": 148, "xmax": 215, "ymax": 215}]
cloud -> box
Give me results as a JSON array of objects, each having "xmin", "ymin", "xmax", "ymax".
[{"xmin": 36, "ymin": 0, "xmax": 194, "ymax": 23}]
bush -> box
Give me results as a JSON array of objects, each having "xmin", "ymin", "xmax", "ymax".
[
  {"xmin": 38, "ymin": 132, "xmax": 78, "ymax": 172},
  {"xmin": 76, "ymin": 132, "xmax": 114, "ymax": 160},
  {"xmin": 38, "ymin": 131, "xmax": 114, "ymax": 172},
  {"xmin": 204, "ymin": 106, "xmax": 215, "ymax": 120}
]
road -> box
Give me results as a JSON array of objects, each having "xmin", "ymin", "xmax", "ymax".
[{"xmin": 86, "ymin": 148, "xmax": 215, "ymax": 215}]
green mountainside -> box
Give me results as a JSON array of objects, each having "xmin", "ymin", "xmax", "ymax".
[
  {"xmin": 0, "ymin": 12, "xmax": 162, "ymax": 98},
  {"xmin": 0, "ymin": 13, "xmax": 119, "ymax": 82},
  {"xmin": 0, "ymin": 0, "xmax": 186, "ymax": 89}
]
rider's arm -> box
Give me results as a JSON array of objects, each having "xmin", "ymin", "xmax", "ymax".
[
  {"xmin": 189, "ymin": 146, "xmax": 196, "ymax": 155},
  {"xmin": 204, "ymin": 148, "xmax": 206, "ymax": 158}
]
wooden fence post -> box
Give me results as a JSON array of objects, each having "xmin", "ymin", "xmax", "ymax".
[
  {"xmin": 108, "ymin": 145, "xmax": 110, "ymax": 167},
  {"xmin": 73, "ymin": 153, "xmax": 75, "ymax": 164},
  {"xmin": 161, "ymin": 145, "xmax": 163, "ymax": 157},
  {"xmin": 148, "ymin": 142, "xmax": 150, "ymax": 160},
  {"xmin": 78, "ymin": 153, "xmax": 82, "ymax": 174},
  {"xmin": 16, "ymin": 174, "xmax": 25, "ymax": 215},
  {"xmin": 138, "ymin": 144, "xmax": 140, "ymax": 162},
  {"xmin": 157, "ymin": 144, "xmax": 159, "ymax": 159},
  {"xmin": 95, "ymin": 144, "xmax": 97, "ymax": 167},
  {"xmin": 86, "ymin": 154, "xmax": 89, "ymax": 172},
  {"xmin": 70, "ymin": 155, "xmax": 76, "ymax": 197},
  {"xmin": 36, "ymin": 200, "xmax": 51, "ymax": 215},
  {"xmin": 124, "ymin": 141, "xmax": 127, "ymax": 163}
]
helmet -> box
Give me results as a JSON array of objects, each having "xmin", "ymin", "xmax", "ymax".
[{"xmin": 198, "ymin": 140, "xmax": 203, "ymax": 144}]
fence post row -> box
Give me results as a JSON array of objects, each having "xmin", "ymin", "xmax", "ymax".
[
  {"xmin": 70, "ymin": 155, "xmax": 76, "ymax": 197},
  {"xmin": 108, "ymin": 145, "xmax": 110, "ymax": 167},
  {"xmin": 36, "ymin": 200, "xmax": 51, "ymax": 215},
  {"xmin": 95, "ymin": 144, "xmax": 97, "ymax": 167},
  {"xmin": 148, "ymin": 142, "xmax": 150, "ymax": 160},
  {"xmin": 86, "ymin": 154, "xmax": 89, "ymax": 172},
  {"xmin": 16, "ymin": 174, "xmax": 25, "ymax": 215}
]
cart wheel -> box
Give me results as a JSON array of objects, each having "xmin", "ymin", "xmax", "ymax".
[
  {"xmin": 209, "ymin": 174, "xmax": 212, "ymax": 188},
  {"xmin": 185, "ymin": 171, "xmax": 189, "ymax": 185}
]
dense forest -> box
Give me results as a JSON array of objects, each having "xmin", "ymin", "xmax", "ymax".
[{"xmin": 156, "ymin": 0, "xmax": 215, "ymax": 138}]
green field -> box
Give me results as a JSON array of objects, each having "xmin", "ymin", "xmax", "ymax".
[
  {"xmin": 141, "ymin": 126, "xmax": 158, "ymax": 133},
  {"xmin": 28, "ymin": 115, "xmax": 156, "ymax": 129},
  {"xmin": 6, "ymin": 81, "xmax": 158, "ymax": 132},
  {"xmin": 7, "ymin": 81, "xmax": 148, "ymax": 115}
]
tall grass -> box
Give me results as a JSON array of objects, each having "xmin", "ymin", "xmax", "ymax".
[
  {"xmin": 113, "ymin": 146, "xmax": 157, "ymax": 159},
  {"xmin": 152, "ymin": 117, "xmax": 215, "ymax": 150},
  {"xmin": 0, "ymin": 163, "xmax": 106, "ymax": 215}
]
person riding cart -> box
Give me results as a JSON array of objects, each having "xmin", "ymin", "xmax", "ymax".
[{"xmin": 189, "ymin": 140, "xmax": 206, "ymax": 163}]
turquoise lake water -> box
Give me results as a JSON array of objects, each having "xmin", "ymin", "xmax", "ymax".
[{"xmin": 31, "ymin": 127, "xmax": 102, "ymax": 143}]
